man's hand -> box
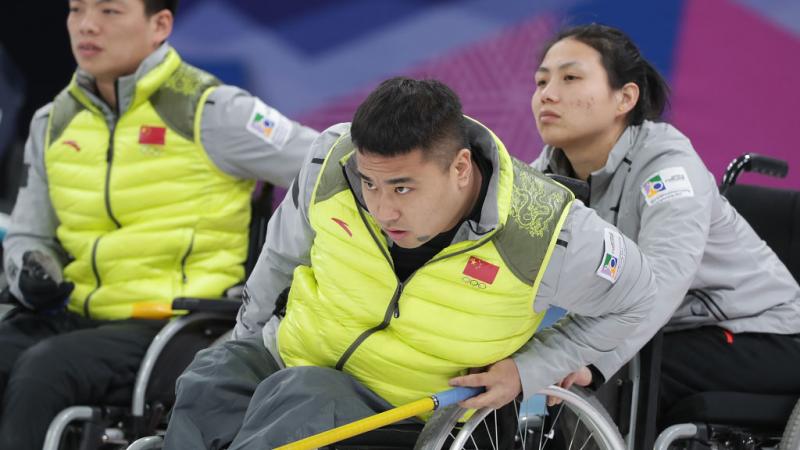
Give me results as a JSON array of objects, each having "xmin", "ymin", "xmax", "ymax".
[
  {"xmin": 547, "ymin": 366, "xmax": 593, "ymax": 406},
  {"xmin": 18, "ymin": 250, "xmax": 73, "ymax": 312},
  {"xmin": 449, "ymin": 358, "xmax": 521, "ymax": 410}
]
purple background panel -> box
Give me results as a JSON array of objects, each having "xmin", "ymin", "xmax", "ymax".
[{"xmin": 670, "ymin": 0, "xmax": 800, "ymax": 189}]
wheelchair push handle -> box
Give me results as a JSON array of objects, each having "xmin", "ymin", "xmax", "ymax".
[{"xmin": 721, "ymin": 153, "xmax": 789, "ymax": 193}]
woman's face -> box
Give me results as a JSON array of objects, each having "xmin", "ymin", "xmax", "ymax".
[{"xmin": 531, "ymin": 38, "xmax": 625, "ymax": 150}]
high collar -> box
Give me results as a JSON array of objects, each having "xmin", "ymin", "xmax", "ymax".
[
  {"xmin": 71, "ymin": 43, "xmax": 173, "ymax": 117},
  {"xmin": 542, "ymin": 124, "xmax": 642, "ymax": 191}
]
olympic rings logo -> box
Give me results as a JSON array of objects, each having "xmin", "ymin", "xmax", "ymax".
[{"xmin": 462, "ymin": 276, "xmax": 487, "ymax": 289}]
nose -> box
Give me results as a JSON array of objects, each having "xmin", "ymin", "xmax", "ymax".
[
  {"xmin": 538, "ymin": 82, "xmax": 559, "ymax": 104},
  {"xmin": 77, "ymin": 9, "xmax": 100, "ymax": 35},
  {"xmin": 370, "ymin": 192, "xmax": 401, "ymax": 225}
]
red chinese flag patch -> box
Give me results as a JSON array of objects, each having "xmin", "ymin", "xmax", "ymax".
[
  {"xmin": 139, "ymin": 125, "xmax": 166, "ymax": 145},
  {"xmin": 462, "ymin": 256, "xmax": 500, "ymax": 284}
]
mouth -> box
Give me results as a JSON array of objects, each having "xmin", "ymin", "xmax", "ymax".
[
  {"xmin": 538, "ymin": 111, "xmax": 561, "ymax": 124},
  {"xmin": 76, "ymin": 42, "xmax": 102, "ymax": 57},
  {"xmin": 384, "ymin": 229, "xmax": 408, "ymax": 240}
]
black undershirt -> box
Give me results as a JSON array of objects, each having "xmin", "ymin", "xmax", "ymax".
[{"xmin": 389, "ymin": 150, "xmax": 492, "ymax": 282}]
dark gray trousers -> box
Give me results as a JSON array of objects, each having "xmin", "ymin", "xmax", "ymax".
[
  {"xmin": 164, "ymin": 337, "xmax": 394, "ymax": 450},
  {"xmin": 0, "ymin": 308, "xmax": 164, "ymax": 450}
]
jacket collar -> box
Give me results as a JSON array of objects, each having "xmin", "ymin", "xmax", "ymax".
[
  {"xmin": 71, "ymin": 43, "xmax": 173, "ymax": 118},
  {"xmin": 542, "ymin": 124, "xmax": 642, "ymax": 191}
]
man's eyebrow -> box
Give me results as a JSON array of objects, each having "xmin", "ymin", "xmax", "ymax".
[
  {"xmin": 536, "ymin": 61, "xmax": 581, "ymax": 73},
  {"xmin": 357, "ymin": 171, "xmax": 414, "ymax": 185}
]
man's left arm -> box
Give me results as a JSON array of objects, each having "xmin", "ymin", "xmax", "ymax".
[{"xmin": 199, "ymin": 85, "xmax": 320, "ymax": 187}]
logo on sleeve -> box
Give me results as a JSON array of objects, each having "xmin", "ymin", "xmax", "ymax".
[
  {"xmin": 596, "ymin": 228, "xmax": 625, "ymax": 284},
  {"xmin": 246, "ymin": 99, "xmax": 293, "ymax": 148},
  {"xmin": 643, "ymin": 174, "xmax": 666, "ymax": 199},
  {"xmin": 462, "ymin": 256, "xmax": 500, "ymax": 285},
  {"xmin": 641, "ymin": 167, "xmax": 694, "ymax": 206}
]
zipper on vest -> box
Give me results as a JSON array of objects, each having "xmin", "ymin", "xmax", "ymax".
[
  {"xmin": 82, "ymin": 237, "xmax": 103, "ymax": 318},
  {"xmin": 333, "ymin": 181, "xmax": 497, "ymax": 371},
  {"xmin": 104, "ymin": 81, "xmax": 121, "ymax": 228},
  {"xmin": 180, "ymin": 233, "xmax": 196, "ymax": 284},
  {"xmin": 335, "ymin": 281, "xmax": 404, "ymax": 370}
]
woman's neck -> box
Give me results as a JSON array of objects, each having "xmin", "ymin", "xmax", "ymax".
[{"xmin": 562, "ymin": 122, "xmax": 627, "ymax": 181}]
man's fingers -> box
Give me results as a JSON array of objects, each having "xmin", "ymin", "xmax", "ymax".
[
  {"xmin": 458, "ymin": 390, "xmax": 496, "ymax": 410},
  {"xmin": 450, "ymin": 372, "xmax": 487, "ymax": 388},
  {"xmin": 561, "ymin": 373, "xmax": 576, "ymax": 390},
  {"xmin": 547, "ymin": 395, "xmax": 563, "ymax": 407}
]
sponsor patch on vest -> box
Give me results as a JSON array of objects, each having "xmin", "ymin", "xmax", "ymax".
[
  {"xmin": 462, "ymin": 256, "xmax": 499, "ymax": 284},
  {"xmin": 246, "ymin": 99, "xmax": 292, "ymax": 148},
  {"xmin": 139, "ymin": 125, "xmax": 166, "ymax": 145},
  {"xmin": 596, "ymin": 228, "xmax": 625, "ymax": 284},
  {"xmin": 641, "ymin": 167, "xmax": 694, "ymax": 206},
  {"xmin": 63, "ymin": 140, "xmax": 81, "ymax": 152},
  {"xmin": 331, "ymin": 217, "xmax": 352, "ymax": 237}
]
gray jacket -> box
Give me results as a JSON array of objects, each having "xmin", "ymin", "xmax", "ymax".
[
  {"xmin": 531, "ymin": 120, "xmax": 800, "ymax": 378},
  {"xmin": 3, "ymin": 43, "xmax": 319, "ymax": 300},
  {"xmin": 237, "ymin": 120, "xmax": 657, "ymax": 399}
]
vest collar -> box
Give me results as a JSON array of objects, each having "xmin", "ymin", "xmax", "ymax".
[{"xmin": 70, "ymin": 43, "xmax": 178, "ymax": 118}]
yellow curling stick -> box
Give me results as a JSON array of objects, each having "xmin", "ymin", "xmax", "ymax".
[{"xmin": 276, "ymin": 386, "xmax": 484, "ymax": 450}]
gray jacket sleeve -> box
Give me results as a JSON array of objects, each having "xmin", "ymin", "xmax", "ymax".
[
  {"xmin": 592, "ymin": 150, "xmax": 713, "ymax": 378},
  {"xmin": 232, "ymin": 123, "xmax": 349, "ymax": 340},
  {"xmin": 3, "ymin": 104, "xmax": 68, "ymax": 298},
  {"xmin": 513, "ymin": 201, "xmax": 656, "ymax": 399},
  {"xmin": 199, "ymin": 85, "xmax": 319, "ymax": 188}
]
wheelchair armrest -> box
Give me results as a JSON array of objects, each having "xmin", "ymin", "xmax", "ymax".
[{"xmin": 171, "ymin": 297, "xmax": 242, "ymax": 315}]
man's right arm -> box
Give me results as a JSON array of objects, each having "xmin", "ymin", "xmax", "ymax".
[
  {"xmin": 3, "ymin": 105, "xmax": 67, "ymax": 300},
  {"xmin": 512, "ymin": 202, "xmax": 656, "ymax": 399},
  {"xmin": 232, "ymin": 123, "xmax": 350, "ymax": 340}
]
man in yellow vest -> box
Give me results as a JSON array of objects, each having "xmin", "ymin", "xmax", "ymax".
[
  {"xmin": 0, "ymin": 1, "xmax": 317, "ymax": 448},
  {"xmin": 163, "ymin": 77, "xmax": 656, "ymax": 449}
]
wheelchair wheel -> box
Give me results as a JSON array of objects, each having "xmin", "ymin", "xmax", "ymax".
[
  {"xmin": 414, "ymin": 386, "xmax": 624, "ymax": 450},
  {"xmin": 780, "ymin": 398, "xmax": 800, "ymax": 450}
]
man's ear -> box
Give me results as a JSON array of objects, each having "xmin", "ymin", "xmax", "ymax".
[
  {"xmin": 452, "ymin": 148, "xmax": 473, "ymax": 188},
  {"xmin": 150, "ymin": 10, "xmax": 174, "ymax": 47}
]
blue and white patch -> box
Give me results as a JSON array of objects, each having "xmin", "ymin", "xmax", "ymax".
[
  {"xmin": 596, "ymin": 228, "xmax": 626, "ymax": 284},
  {"xmin": 246, "ymin": 99, "xmax": 293, "ymax": 148},
  {"xmin": 641, "ymin": 166, "xmax": 694, "ymax": 206}
]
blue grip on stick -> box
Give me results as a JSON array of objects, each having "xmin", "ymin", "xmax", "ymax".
[{"xmin": 433, "ymin": 386, "xmax": 486, "ymax": 409}]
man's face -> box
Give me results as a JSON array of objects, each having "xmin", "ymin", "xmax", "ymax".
[
  {"xmin": 67, "ymin": 0, "xmax": 171, "ymax": 82},
  {"xmin": 355, "ymin": 148, "xmax": 468, "ymax": 249}
]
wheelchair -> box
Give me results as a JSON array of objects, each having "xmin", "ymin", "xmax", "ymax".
[
  {"xmin": 593, "ymin": 153, "xmax": 800, "ymax": 450},
  {"xmin": 20, "ymin": 183, "xmax": 276, "ymax": 450},
  {"xmin": 126, "ymin": 384, "xmax": 624, "ymax": 450}
]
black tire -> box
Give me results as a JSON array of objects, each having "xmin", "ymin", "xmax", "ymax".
[{"xmin": 780, "ymin": 398, "xmax": 800, "ymax": 450}]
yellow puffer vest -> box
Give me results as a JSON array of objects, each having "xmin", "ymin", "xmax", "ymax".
[
  {"xmin": 44, "ymin": 49, "xmax": 254, "ymax": 319},
  {"xmin": 278, "ymin": 119, "xmax": 574, "ymax": 409}
]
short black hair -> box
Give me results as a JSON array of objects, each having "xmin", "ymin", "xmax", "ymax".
[
  {"xmin": 142, "ymin": 0, "xmax": 178, "ymax": 17},
  {"xmin": 540, "ymin": 24, "xmax": 670, "ymax": 125},
  {"xmin": 350, "ymin": 77, "xmax": 468, "ymax": 169}
]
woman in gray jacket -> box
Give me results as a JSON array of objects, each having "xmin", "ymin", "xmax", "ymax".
[{"xmin": 529, "ymin": 23, "xmax": 800, "ymax": 420}]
